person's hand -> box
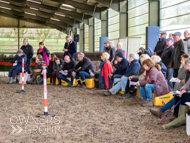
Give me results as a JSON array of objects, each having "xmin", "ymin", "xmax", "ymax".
[
  {"xmin": 129, "ymin": 76, "xmax": 133, "ymax": 81},
  {"xmin": 154, "ymin": 52, "xmax": 157, "ymax": 55},
  {"xmin": 63, "ymin": 48, "xmax": 68, "ymax": 52},
  {"xmin": 136, "ymin": 81, "xmax": 140, "ymax": 87},
  {"xmin": 114, "ymin": 60, "xmax": 117, "ymax": 64},
  {"xmin": 64, "ymin": 70, "xmax": 68, "ymax": 73},
  {"xmin": 143, "ymin": 71, "xmax": 146, "ymax": 76},
  {"xmin": 179, "ymin": 89, "xmax": 186, "ymax": 97},
  {"xmin": 181, "ymin": 79, "xmax": 185, "ymax": 84},
  {"xmin": 109, "ymin": 74, "xmax": 113, "ymax": 78},
  {"xmin": 14, "ymin": 60, "xmax": 17, "ymax": 63},
  {"xmin": 72, "ymin": 72, "xmax": 76, "ymax": 77},
  {"xmin": 90, "ymin": 73, "xmax": 95, "ymax": 77}
]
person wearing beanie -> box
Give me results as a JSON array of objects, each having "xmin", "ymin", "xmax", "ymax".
[
  {"xmin": 104, "ymin": 53, "xmax": 140, "ymax": 96},
  {"xmin": 108, "ymin": 52, "xmax": 129, "ymax": 89},
  {"xmin": 6, "ymin": 49, "xmax": 27, "ymax": 84},
  {"xmin": 138, "ymin": 47, "xmax": 151, "ymax": 59}
]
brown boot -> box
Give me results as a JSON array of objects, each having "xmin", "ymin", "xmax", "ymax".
[
  {"xmin": 104, "ymin": 91, "xmax": 111, "ymax": 96},
  {"xmin": 142, "ymin": 100, "xmax": 153, "ymax": 107},
  {"xmin": 150, "ymin": 109, "xmax": 163, "ymax": 118}
]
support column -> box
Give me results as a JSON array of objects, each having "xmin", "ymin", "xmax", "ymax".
[
  {"xmin": 89, "ymin": 17, "xmax": 94, "ymax": 52},
  {"xmin": 119, "ymin": 1, "xmax": 128, "ymax": 38},
  {"xmin": 79, "ymin": 23, "xmax": 84, "ymax": 52},
  {"xmin": 18, "ymin": 19, "xmax": 20, "ymax": 50},
  {"xmin": 101, "ymin": 10, "xmax": 108, "ymax": 37},
  {"xmin": 149, "ymin": 0, "xmax": 160, "ymax": 26}
]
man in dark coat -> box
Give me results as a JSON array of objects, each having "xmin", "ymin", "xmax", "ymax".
[
  {"xmin": 20, "ymin": 38, "xmax": 34, "ymax": 73},
  {"xmin": 72, "ymin": 52, "xmax": 94, "ymax": 88},
  {"xmin": 108, "ymin": 52, "xmax": 129, "ymax": 88},
  {"xmin": 154, "ymin": 31, "xmax": 167, "ymax": 57},
  {"xmin": 104, "ymin": 41, "xmax": 115, "ymax": 62},
  {"xmin": 169, "ymin": 32, "xmax": 185, "ymax": 77},
  {"xmin": 161, "ymin": 37, "xmax": 174, "ymax": 90},
  {"xmin": 59, "ymin": 55, "xmax": 76, "ymax": 86},
  {"xmin": 63, "ymin": 35, "xmax": 77, "ymax": 59}
]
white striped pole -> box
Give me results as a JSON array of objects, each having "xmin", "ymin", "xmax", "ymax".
[
  {"xmin": 37, "ymin": 64, "xmax": 55, "ymax": 117},
  {"xmin": 16, "ymin": 57, "xmax": 26, "ymax": 93}
]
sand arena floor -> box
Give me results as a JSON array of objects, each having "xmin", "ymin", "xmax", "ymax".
[{"xmin": 0, "ymin": 76, "xmax": 188, "ymax": 143}]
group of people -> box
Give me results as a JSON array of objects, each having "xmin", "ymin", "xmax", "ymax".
[{"xmin": 6, "ymin": 30, "xmax": 190, "ymax": 131}]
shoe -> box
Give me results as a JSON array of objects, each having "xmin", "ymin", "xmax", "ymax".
[
  {"xmin": 142, "ymin": 100, "xmax": 153, "ymax": 107},
  {"xmin": 9, "ymin": 77, "xmax": 14, "ymax": 84},
  {"xmin": 104, "ymin": 91, "xmax": 111, "ymax": 96},
  {"xmin": 6, "ymin": 77, "xmax": 11, "ymax": 84},
  {"xmin": 67, "ymin": 82, "xmax": 72, "ymax": 87},
  {"xmin": 140, "ymin": 99, "xmax": 147, "ymax": 105},
  {"xmin": 169, "ymin": 117, "xmax": 177, "ymax": 122},
  {"xmin": 119, "ymin": 93, "xmax": 132, "ymax": 99},
  {"xmin": 80, "ymin": 85, "xmax": 86, "ymax": 88},
  {"xmin": 150, "ymin": 109, "xmax": 163, "ymax": 118}
]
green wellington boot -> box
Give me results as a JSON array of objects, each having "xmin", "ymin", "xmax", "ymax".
[{"xmin": 162, "ymin": 105, "xmax": 189, "ymax": 130}]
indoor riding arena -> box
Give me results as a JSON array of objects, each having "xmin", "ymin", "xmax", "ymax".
[{"xmin": 0, "ymin": 0, "xmax": 190, "ymax": 143}]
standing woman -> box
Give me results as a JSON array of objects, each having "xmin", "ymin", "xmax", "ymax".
[
  {"xmin": 37, "ymin": 42, "xmax": 50, "ymax": 66},
  {"xmin": 112, "ymin": 42, "xmax": 125, "ymax": 64},
  {"xmin": 63, "ymin": 35, "xmax": 77, "ymax": 59}
]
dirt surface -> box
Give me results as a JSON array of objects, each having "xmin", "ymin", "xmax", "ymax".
[{"xmin": 0, "ymin": 76, "xmax": 188, "ymax": 143}]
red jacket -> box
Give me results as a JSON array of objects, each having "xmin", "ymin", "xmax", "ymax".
[{"xmin": 101, "ymin": 60, "xmax": 113, "ymax": 89}]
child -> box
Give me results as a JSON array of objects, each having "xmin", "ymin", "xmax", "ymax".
[
  {"xmin": 6, "ymin": 49, "xmax": 27, "ymax": 84},
  {"xmin": 27, "ymin": 54, "xmax": 44, "ymax": 84},
  {"xmin": 52, "ymin": 57, "xmax": 63, "ymax": 85}
]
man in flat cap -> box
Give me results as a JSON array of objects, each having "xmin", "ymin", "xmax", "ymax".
[
  {"xmin": 154, "ymin": 31, "xmax": 167, "ymax": 57},
  {"xmin": 183, "ymin": 30, "xmax": 190, "ymax": 54},
  {"xmin": 104, "ymin": 41, "xmax": 115, "ymax": 62}
]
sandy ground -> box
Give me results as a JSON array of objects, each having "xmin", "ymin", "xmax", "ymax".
[{"xmin": 0, "ymin": 76, "xmax": 189, "ymax": 143}]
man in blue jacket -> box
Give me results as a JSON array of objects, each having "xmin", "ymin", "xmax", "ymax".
[
  {"xmin": 104, "ymin": 53, "xmax": 140, "ymax": 96},
  {"xmin": 108, "ymin": 52, "xmax": 129, "ymax": 88}
]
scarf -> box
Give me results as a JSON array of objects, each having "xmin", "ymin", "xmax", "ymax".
[
  {"xmin": 99, "ymin": 60, "xmax": 107, "ymax": 70},
  {"xmin": 38, "ymin": 48, "xmax": 49, "ymax": 66}
]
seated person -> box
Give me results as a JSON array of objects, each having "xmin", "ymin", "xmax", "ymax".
[
  {"xmin": 6, "ymin": 49, "xmax": 27, "ymax": 84},
  {"xmin": 150, "ymin": 55, "xmax": 190, "ymax": 119},
  {"xmin": 72, "ymin": 52, "xmax": 94, "ymax": 88},
  {"xmin": 162, "ymin": 74, "xmax": 190, "ymax": 130},
  {"xmin": 96, "ymin": 52, "xmax": 113, "ymax": 90},
  {"xmin": 27, "ymin": 54, "xmax": 44, "ymax": 84},
  {"xmin": 121, "ymin": 54, "xmax": 150, "ymax": 99},
  {"xmin": 59, "ymin": 55, "xmax": 76, "ymax": 86},
  {"xmin": 36, "ymin": 54, "xmax": 56, "ymax": 84},
  {"xmin": 108, "ymin": 52, "xmax": 129, "ymax": 88},
  {"xmin": 104, "ymin": 53, "xmax": 140, "ymax": 96},
  {"xmin": 112, "ymin": 42, "xmax": 125, "ymax": 64},
  {"xmin": 138, "ymin": 47, "xmax": 151, "ymax": 58},
  {"xmin": 151, "ymin": 55, "xmax": 167, "ymax": 78},
  {"xmin": 136, "ymin": 59, "xmax": 170, "ymax": 107},
  {"xmin": 52, "ymin": 57, "xmax": 64, "ymax": 85}
]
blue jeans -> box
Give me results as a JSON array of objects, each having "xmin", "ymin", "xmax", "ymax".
[
  {"xmin": 138, "ymin": 84, "xmax": 154, "ymax": 101},
  {"xmin": 166, "ymin": 68, "xmax": 174, "ymax": 91},
  {"xmin": 76, "ymin": 71, "xmax": 92, "ymax": 82},
  {"xmin": 59, "ymin": 73, "xmax": 74, "ymax": 85},
  {"xmin": 108, "ymin": 74, "xmax": 123, "ymax": 89},
  {"xmin": 159, "ymin": 97, "xmax": 175, "ymax": 112},
  {"xmin": 109, "ymin": 76, "xmax": 128, "ymax": 95}
]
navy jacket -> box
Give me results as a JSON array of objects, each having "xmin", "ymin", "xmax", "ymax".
[
  {"xmin": 12, "ymin": 54, "xmax": 27, "ymax": 71},
  {"xmin": 64, "ymin": 41, "xmax": 77, "ymax": 59},
  {"xmin": 158, "ymin": 62, "xmax": 167, "ymax": 78},
  {"xmin": 124, "ymin": 59, "xmax": 140, "ymax": 77},
  {"xmin": 154, "ymin": 37, "xmax": 166, "ymax": 57},
  {"xmin": 112, "ymin": 58, "xmax": 129, "ymax": 75}
]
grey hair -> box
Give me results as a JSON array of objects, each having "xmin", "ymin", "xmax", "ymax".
[
  {"xmin": 102, "ymin": 52, "xmax": 110, "ymax": 60},
  {"xmin": 185, "ymin": 57, "xmax": 190, "ymax": 64},
  {"xmin": 66, "ymin": 35, "xmax": 72, "ymax": 40},
  {"xmin": 78, "ymin": 52, "xmax": 85, "ymax": 57},
  {"xmin": 23, "ymin": 38, "xmax": 28, "ymax": 42},
  {"xmin": 151, "ymin": 55, "xmax": 161, "ymax": 63},
  {"xmin": 117, "ymin": 42, "xmax": 123, "ymax": 48},
  {"xmin": 140, "ymin": 54, "xmax": 150, "ymax": 60},
  {"xmin": 129, "ymin": 52, "xmax": 138, "ymax": 60}
]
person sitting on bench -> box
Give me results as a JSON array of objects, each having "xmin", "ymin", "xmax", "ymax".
[
  {"xmin": 72, "ymin": 52, "xmax": 94, "ymax": 88},
  {"xmin": 6, "ymin": 49, "xmax": 27, "ymax": 84}
]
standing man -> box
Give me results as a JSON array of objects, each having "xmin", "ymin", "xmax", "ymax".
[
  {"xmin": 161, "ymin": 37, "xmax": 174, "ymax": 90},
  {"xmin": 20, "ymin": 38, "xmax": 34, "ymax": 73},
  {"xmin": 63, "ymin": 35, "xmax": 77, "ymax": 59},
  {"xmin": 183, "ymin": 30, "xmax": 190, "ymax": 54},
  {"xmin": 154, "ymin": 31, "xmax": 167, "ymax": 57},
  {"xmin": 169, "ymin": 32, "xmax": 185, "ymax": 77},
  {"xmin": 104, "ymin": 41, "xmax": 115, "ymax": 62}
]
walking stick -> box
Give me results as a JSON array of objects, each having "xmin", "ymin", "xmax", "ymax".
[{"xmin": 158, "ymin": 100, "xmax": 181, "ymax": 124}]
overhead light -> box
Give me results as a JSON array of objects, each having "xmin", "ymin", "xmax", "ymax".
[
  {"xmin": 27, "ymin": 0, "xmax": 41, "ymax": 4},
  {"xmin": 0, "ymin": 0, "xmax": 10, "ymax": 4},
  {"xmin": 60, "ymin": 7, "xmax": 72, "ymax": 11},
  {"xmin": 30, "ymin": 7, "xmax": 38, "ymax": 11},
  {"xmin": 0, "ymin": 6, "xmax": 11, "ymax": 10},
  {"xmin": 25, "ymin": 11, "xmax": 36, "ymax": 16},
  {"xmin": 55, "ymin": 13, "xmax": 65, "ymax": 17},
  {"xmin": 50, "ymin": 18, "xmax": 60, "ymax": 21},
  {"xmin": 61, "ymin": 4, "xmax": 74, "ymax": 8}
]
